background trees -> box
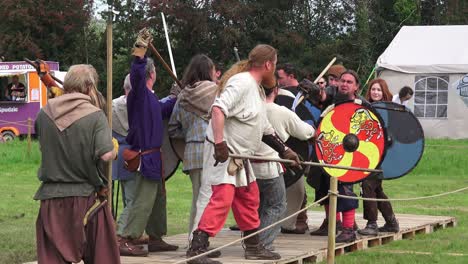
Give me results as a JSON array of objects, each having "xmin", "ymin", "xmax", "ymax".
[{"xmin": 0, "ymin": 0, "xmax": 466, "ymax": 97}]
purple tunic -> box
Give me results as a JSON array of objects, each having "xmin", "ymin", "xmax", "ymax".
[{"xmin": 126, "ymin": 56, "xmax": 176, "ymax": 180}]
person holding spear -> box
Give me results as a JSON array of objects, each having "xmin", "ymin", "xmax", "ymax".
[{"xmin": 117, "ymin": 28, "xmax": 178, "ymax": 257}]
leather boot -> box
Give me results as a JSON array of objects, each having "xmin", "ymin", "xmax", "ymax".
[
  {"xmin": 295, "ymin": 194, "xmax": 309, "ymax": 232},
  {"xmin": 243, "ymin": 229, "xmax": 281, "ymax": 260},
  {"xmin": 148, "ymin": 236, "xmax": 179, "ymax": 252},
  {"xmin": 186, "ymin": 230, "xmax": 221, "ymax": 264},
  {"xmin": 119, "ymin": 237, "xmax": 148, "ymax": 257},
  {"xmin": 357, "ymin": 221, "xmax": 378, "ymax": 236},
  {"xmin": 379, "ymin": 215, "xmax": 400, "ymax": 233},
  {"xmin": 204, "ymin": 241, "xmax": 222, "ymax": 258},
  {"xmin": 335, "ymin": 227, "xmax": 356, "ymax": 243},
  {"xmin": 309, "ymin": 219, "xmax": 343, "ymax": 236}
]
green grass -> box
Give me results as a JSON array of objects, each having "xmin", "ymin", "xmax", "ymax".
[{"xmin": 0, "ymin": 139, "xmax": 467, "ymax": 264}]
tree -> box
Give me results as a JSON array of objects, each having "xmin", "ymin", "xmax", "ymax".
[{"xmin": 0, "ymin": 0, "xmax": 95, "ymax": 68}]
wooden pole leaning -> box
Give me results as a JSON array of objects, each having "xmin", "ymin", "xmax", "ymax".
[
  {"xmin": 148, "ymin": 43, "xmax": 183, "ymax": 89},
  {"xmin": 327, "ymin": 176, "xmax": 338, "ymax": 264},
  {"xmin": 106, "ymin": 18, "xmax": 113, "ymax": 210}
]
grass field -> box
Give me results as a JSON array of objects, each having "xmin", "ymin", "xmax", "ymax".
[{"xmin": 0, "ymin": 139, "xmax": 467, "ymax": 264}]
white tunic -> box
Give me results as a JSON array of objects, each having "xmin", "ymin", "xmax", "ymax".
[
  {"xmin": 267, "ymin": 103, "xmax": 315, "ymax": 142},
  {"xmin": 204, "ymin": 72, "xmax": 274, "ymax": 187},
  {"xmin": 190, "ymin": 72, "xmax": 275, "ymax": 238},
  {"xmin": 252, "ymin": 103, "xmax": 315, "ymax": 180}
]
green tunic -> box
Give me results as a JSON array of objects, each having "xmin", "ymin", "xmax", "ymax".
[{"xmin": 34, "ymin": 110, "xmax": 113, "ymax": 200}]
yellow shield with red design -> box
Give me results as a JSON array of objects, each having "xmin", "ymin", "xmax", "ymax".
[{"xmin": 315, "ymin": 101, "xmax": 386, "ymax": 183}]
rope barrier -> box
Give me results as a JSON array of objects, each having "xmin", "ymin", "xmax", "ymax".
[
  {"xmin": 175, "ymin": 194, "xmax": 330, "ymax": 264},
  {"xmin": 0, "ymin": 119, "xmax": 29, "ymax": 123},
  {"xmin": 0, "ymin": 119, "xmax": 32, "ymax": 128},
  {"xmin": 329, "ymin": 185, "xmax": 468, "ymax": 202}
]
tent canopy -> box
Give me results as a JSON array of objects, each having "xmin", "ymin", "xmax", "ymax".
[{"xmin": 377, "ymin": 25, "xmax": 468, "ymax": 74}]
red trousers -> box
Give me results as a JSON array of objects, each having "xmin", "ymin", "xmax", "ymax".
[{"xmin": 198, "ymin": 182, "xmax": 260, "ymax": 237}]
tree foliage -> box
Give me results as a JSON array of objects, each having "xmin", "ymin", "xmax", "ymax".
[{"xmin": 0, "ymin": 0, "xmax": 465, "ymax": 98}]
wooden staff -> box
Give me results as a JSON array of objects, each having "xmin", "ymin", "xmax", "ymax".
[
  {"xmin": 228, "ymin": 154, "xmax": 382, "ymax": 173},
  {"xmin": 327, "ymin": 176, "xmax": 338, "ymax": 264},
  {"xmin": 296, "ymin": 57, "xmax": 337, "ymax": 106},
  {"xmin": 106, "ymin": 14, "xmax": 113, "ymax": 211},
  {"xmin": 148, "ymin": 43, "xmax": 183, "ymax": 89}
]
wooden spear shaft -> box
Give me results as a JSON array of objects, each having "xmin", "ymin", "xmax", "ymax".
[
  {"xmin": 327, "ymin": 176, "xmax": 338, "ymax": 264},
  {"xmin": 106, "ymin": 17, "xmax": 113, "ymax": 211},
  {"xmin": 228, "ymin": 154, "xmax": 382, "ymax": 173},
  {"xmin": 148, "ymin": 43, "xmax": 183, "ymax": 89}
]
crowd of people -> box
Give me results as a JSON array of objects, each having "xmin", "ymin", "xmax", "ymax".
[{"xmin": 32, "ymin": 29, "xmax": 414, "ymax": 264}]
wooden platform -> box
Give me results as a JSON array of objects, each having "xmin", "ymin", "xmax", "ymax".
[
  {"xmin": 25, "ymin": 211, "xmax": 456, "ymax": 264},
  {"xmin": 119, "ymin": 211, "xmax": 456, "ymax": 264}
]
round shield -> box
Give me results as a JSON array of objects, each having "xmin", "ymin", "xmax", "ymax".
[
  {"xmin": 162, "ymin": 120, "xmax": 181, "ymax": 180},
  {"xmin": 315, "ymin": 101, "xmax": 386, "ymax": 183},
  {"xmin": 170, "ymin": 138, "xmax": 186, "ymax": 161},
  {"xmin": 372, "ymin": 102, "xmax": 424, "ymax": 180},
  {"xmin": 275, "ymin": 95, "xmax": 317, "ymax": 187}
]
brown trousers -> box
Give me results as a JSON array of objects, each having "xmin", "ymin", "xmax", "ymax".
[
  {"xmin": 362, "ymin": 179, "xmax": 395, "ymax": 222},
  {"xmin": 36, "ymin": 194, "xmax": 121, "ymax": 264}
]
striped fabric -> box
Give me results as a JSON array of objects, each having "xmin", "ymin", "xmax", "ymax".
[{"xmin": 168, "ymin": 101, "xmax": 208, "ymax": 172}]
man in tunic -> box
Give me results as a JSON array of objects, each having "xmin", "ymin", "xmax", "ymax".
[
  {"xmin": 186, "ymin": 44, "xmax": 301, "ymax": 264},
  {"xmin": 34, "ymin": 64, "xmax": 120, "ymax": 264},
  {"xmin": 254, "ymin": 82, "xmax": 316, "ymax": 250},
  {"xmin": 112, "ymin": 74, "xmax": 148, "ymax": 245},
  {"xmin": 117, "ymin": 28, "xmax": 178, "ymax": 256},
  {"xmin": 311, "ymin": 70, "xmax": 363, "ymax": 243}
]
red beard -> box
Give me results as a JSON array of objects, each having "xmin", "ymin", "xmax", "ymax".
[{"xmin": 261, "ymin": 70, "xmax": 277, "ymax": 89}]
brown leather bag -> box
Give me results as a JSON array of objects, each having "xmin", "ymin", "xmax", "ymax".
[{"xmin": 122, "ymin": 148, "xmax": 160, "ymax": 172}]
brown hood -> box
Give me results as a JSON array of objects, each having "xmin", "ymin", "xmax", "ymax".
[
  {"xmin": 43, "ymin": 93, "xmax": 101, "ymax": 131},
  {"xmin": 179, "ymin": 80, "xmax": 218, "ymax": 119}
]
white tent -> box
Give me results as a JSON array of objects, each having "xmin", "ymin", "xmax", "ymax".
[{"xmin": 376, "ymin": 25, "xmax": 468, "ymax": 139}]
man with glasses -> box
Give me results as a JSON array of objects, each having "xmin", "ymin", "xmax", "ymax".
[{"xmin": 317, "ymin": 77, "xmax": 327, "ymax": 90}]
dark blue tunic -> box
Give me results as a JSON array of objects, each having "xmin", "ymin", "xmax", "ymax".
[{"xmin": 126, "ymin": 56, "xmax": 176, "ymax": 180}]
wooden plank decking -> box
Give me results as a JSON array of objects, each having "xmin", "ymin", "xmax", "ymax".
[
  {"xmin": 119, "ymin": 211, "xmax": 456, "ymax": 264},
  {"xmin": 25, "ymin": 211, "xmax": 456, "ymax": 264}
]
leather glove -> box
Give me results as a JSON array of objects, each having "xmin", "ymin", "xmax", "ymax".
[
  {"xmin": 213, "ymin": 141, "xmax": 229, "ymax": 166},
  {"xmin": 34, "ymin": 60, "xmax": 60, "ymax": 89},
  {"xmin": 32, "ymin": 59, "xmax": 50, "ymax": 77},
  {"xmin": 112, "ymin": 137, "xmax": 119, "ymax": 160},
  {"xmin": 280, "ymin": 148, "xmax": 302, "ymax": 169},
  {"xmin": 169, "ymin": 82, "xmax": 182, "ymax": 98},
  {"xmin": 132, "ymin": 28, "xmax": 153, "ymax": 58}
]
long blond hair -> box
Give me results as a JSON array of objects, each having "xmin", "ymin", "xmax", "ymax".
[{"xmin": 218, "ymin": 44, "xmax": 277, "ymax": 93}]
